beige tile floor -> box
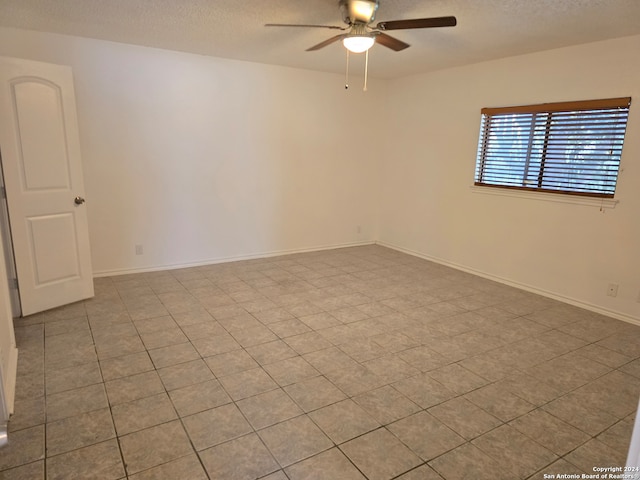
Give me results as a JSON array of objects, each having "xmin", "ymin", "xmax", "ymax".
[{"xmin": 1, "ymin": 245, "xmax": 639, "ymax": 479}]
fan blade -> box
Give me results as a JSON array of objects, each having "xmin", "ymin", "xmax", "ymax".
[
  {"xmin": 265, "ymin": 23, "xmax": 346, "ymax": 30},
  {"xmin": 376, "ymin": 16, "xmax": 457, "ymax": 31},
  {"xmin": 306, "ymin": 35, "xmax": 345, "ymax": 51},
  {"xmin": 375, "ymin": 32, "xmax": 410, "ymax": 51}
]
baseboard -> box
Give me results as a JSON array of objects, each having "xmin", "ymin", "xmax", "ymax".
[
  {"xmin": 93, "ymin": 240, "xmax": 376, "ymax": 278},
  {"xmin": 376, "ymin": 240, "xmax": 640, "ymax": 327}
]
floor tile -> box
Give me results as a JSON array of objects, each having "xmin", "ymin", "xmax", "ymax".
[
  {"xmin": 14, "ymin": 375, "xmax": 44, "ymax": 404},
  {"xmin": 396, "ymin": 464, "xmax": 444, "ymax": 480},
  {"xmin": 46, "ymin": 407, "xmax": 115, "ymax": 456},
  {"xmin": 564, "ymin": 438, "xmax": 627, "ymax": 473},
  {"xmin": 388, "ymin": 411, "xmax": 465, "ymax": 461},
  {"xmin": 128, "ymin": 453, "xmax": 208, "ymax": 480},
  {"xmin": 168, "ymin": 379, "xmax": 231, "ymax": 417},
  {"xmin": 326, "ymin": 364, "xmax": 388, "ymax": 397},
  {"xmin": 253, "ymin": 307, "xmax": 295, "ymax": 324},
  {"xmin": 133, "ymin": 315, "xmax": 177, "ymax": 334},
  {"xmin": 157, "ymin": 359, "xmax": 214, "ymax": 391},
  {"xmin": 246, "ymin": 340, "xmax": 298, "ymax": 365},
  {"xmin": 471, "ymin": 425, "xmax": 557, "ymax": 478},
  {"xmin": 284, "ymin": 332, "xmax": 333, "ymax": 355},
  {"xmin": 171, "ymin": 308, "xmax": 216, "ymax": 327},
  {"xmin": 392, "ymin": 373, "xmax": 457, "ymax": 409},
  {"xmin": 525, "ymin": 353, "xmax": 611, "ymax": 394},
  {"xmin": 427, "ymin": 363, "xmax": 489, "ymax": 395},
  {"xmin": 147, "ymin": 342, "xmax": 200, "ymax": 368},
  {"xmin": 6, "ymin": 245, "xmax": 640, "ymax": 480},
  {"xmin": 339, "ymin": 338, "xmax": 388, "ymax": 363},
  {"xmin": 111, "ymin": 392, "xmax": 177, "ymax": 435},
  {"xmin": 105, "ymin": 370, "xmax": 165, "ymax": 405},
  {"xmin": 429, "ymin": 442, "xmax": 514, "ymax": 480},
  {"xmin": 572, "ymin": 370, "xmax": 640, "ymax": 419},
  {"xmin": 428, "ymin": 397, "xmax": 502, "ymax": 440},
  {"xmin": 284, "ymin": 375, "xmax": 347, "ymax": 412},
  {"xmin": 533, "ymin": 458, "xmax": 588, "ymax": 479},
  {"xmin": 46, "ymin": 439, "xmax": 124, "ymax": 480},
  {"xmin": 597, "ymin": 332, "xmax": 640, "ymax": 358},
  {"xmin": 139, "ymin": 326, "xmax": 189, "ymax": 350},
  {"xmin": 509, "ymin": 409, "xmax": 590, "ymax": 456},
  {"xmin": 95, "ymin": 334, "xmax": 145, "ymax": 360},
  {"xmin": 353, "ymin": 385, "xmax": 421, "ymax": 425},
  {"xmin": 542, "ymin": 393, "xmax": 618, "ymax": 436},
  {"xmin": 398, "ymin": 345, "xmax": 449, "ymax": 372},
  {"xmin": 497, "ymin": 372, "xmax": 565, "ymax": 407},
  {"xmin": 182, "ymin": 403, "xmax": 252, "ymax": 450},
  {"xmin": 191, "ymin": 332, "xmax": 241, "ymax": 356},
  {"xmin": 45, "ymin": 361, "xmax": 102, "ymax": 395},
  {"xmin": 258, "ymin": 415, "xmax": 333, "ymax": 467},
  {"xmin": 204, "ymin": 349, "xmax": 259, "ymax": 377},
  {"xmin": 119, "ymin": 420, "xmax": 193, "ymax": 475},
  {"xmin": 597, "ymin": 416, "xmax": 634, "ymax": 453},
  {"xmin": 218, "ymin": 367, "xmax": 278, "ymax": 400},
  {"xmin": 458, "ymin": 353, "xmax": 520, "ymax": 382},
  {"xmin": 285, "ymin": 448, "xmax": 366, "ymax": 480},
  {"xmin": 309, "ymin": 399, "xmax": 380, "ymax": 444},
  {"xmin": 363, "ymin": 354, "xmax": 420, "ymax": 383},
  {"xmin": 340, "ymin": 428, "xmax": 422, "ymax": 480},
  {"xmin": 99, "ymin": 351, "xmax": 154, "ymax": 381},
  {"xmin": 465, "ymin": 383, "xmax": 536, "ymax": 422},
  {"xmin": 268, "ymin": 318, "xmax": 312, "ymax": 338},
  {"xmin": 7, "ymin": 395, "xmax": 45, "ymax": 433},
  {"xmin": 181, "ymin": 320, "xmax": 226, "ymax": 340},
  {"xmin": 45, "ymin": 383, "xmax": 109, "ymax": 422},
  {"xmin": 1, "ymin": 460, "xmax": 44, "ymax": 480},
  {"xmin": 237, "ymin": 388, "xmax": 303, "ymax": 430},
  {"xmin": 230, "ymin": 325, "xmax": 279, "ymax": 347},
  {"xmin": 299, "ymin": 312, "xmax": 342, "ymax": 330},
  {"xmin": 263, "ymin": 356, "xmax": 320, "ymax": 386},
  {"xmin": 200, "ymin": 433, "xmax": 279, "ymax": 479},
  {"xmin": 0, "ymin": 425, "xmax": 44, "ymax": 471}
]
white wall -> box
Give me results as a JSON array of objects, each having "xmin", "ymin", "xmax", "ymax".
[
  {"xmin": 380, "ymin": 35, "xmax": 640, "ymax": 322},
  {"xmin": 0, "ymin": 27, "xmax": 638, "ymax": 322},
  {"xmin": 0, "ymin": 28, "xmax": 384, "ymax": 274}
]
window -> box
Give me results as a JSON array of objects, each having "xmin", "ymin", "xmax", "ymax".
[{"xmin": 474, "ymin": 97, "xmax": 631, "ymax": 198}]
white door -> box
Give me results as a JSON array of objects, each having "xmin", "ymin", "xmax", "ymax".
[{"xmin": 0, "ymin": 57, "xmax": 94, "ymax": 316}]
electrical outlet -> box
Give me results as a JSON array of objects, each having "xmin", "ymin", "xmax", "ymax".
[
  {"xmin": 357, "ymin": 225, "xmax": 362, "ymax": 234},
  {"xmin": 637, "ymin": 290, "xmax": 640, "ymax": 303},
  {"xmin": 135, "ymin": 244, "xmax": 143, "ymax": 255},
  {"xmin": 607, "ymin": 283, "xmax": 618, "ymax": 297}
]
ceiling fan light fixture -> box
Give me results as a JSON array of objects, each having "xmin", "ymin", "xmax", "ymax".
[{"xmin": 342, "ymin": 35, "xmax": 375, "ymax": 53}]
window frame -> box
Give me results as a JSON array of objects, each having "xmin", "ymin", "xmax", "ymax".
[{"xmin": 474, "ymin": 97, "xmax": 631, "ymax": 199}]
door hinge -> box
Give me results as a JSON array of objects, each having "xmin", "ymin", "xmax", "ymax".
[
  {"xmin": 11, "ymin": 278, "xmax": 18, "ymax": 289},
  {"xmin": 0, "ymin": 186, "xmax": 5, "ymax": 199}
]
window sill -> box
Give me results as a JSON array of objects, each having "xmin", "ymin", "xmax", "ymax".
[{"xmin": 469, "ymin": 185, "xmax": 619, "ymax": 209}]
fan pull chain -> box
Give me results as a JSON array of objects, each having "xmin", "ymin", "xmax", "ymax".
[
  {"xmin": 345, "ymin": 49, "xmax": 350, "ymax": 89},
  {"xmin": 363, "ymin": 49, "xmax": 369, "ymax": 92}
]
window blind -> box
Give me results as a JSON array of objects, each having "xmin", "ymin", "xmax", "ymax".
[{"xmin": 475, "ymin": 97, "xmax": 631, "ymax": 198}]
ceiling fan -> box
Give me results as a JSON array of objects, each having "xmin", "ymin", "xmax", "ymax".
[{"xmin": 265, "ymin": 0, "xmax": 457, "ymax": 54}]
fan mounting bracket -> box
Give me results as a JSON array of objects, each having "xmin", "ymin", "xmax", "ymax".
[{"xmin": 339, "ymin": 0, "xmax": 380, "ymax": 25}]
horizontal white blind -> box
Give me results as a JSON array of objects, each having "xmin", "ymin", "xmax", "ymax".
[{"xmin": 475, "ymin": 98, "xmax": 631, "ymax": 198}]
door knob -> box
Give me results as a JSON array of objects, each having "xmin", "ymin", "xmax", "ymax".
[{"xmin": 74, "ymin": 196, "xmax": 85, "ymax": 205}]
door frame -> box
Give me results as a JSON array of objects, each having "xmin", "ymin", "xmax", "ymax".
[{"xmin": 0, "ymin": 149, "xmax": 21, "ymax": 318}]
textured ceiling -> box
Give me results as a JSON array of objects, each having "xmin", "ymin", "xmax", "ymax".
[{"xmin": 1, "ymin": 0, "xmax": 640, "ymax": 79}]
